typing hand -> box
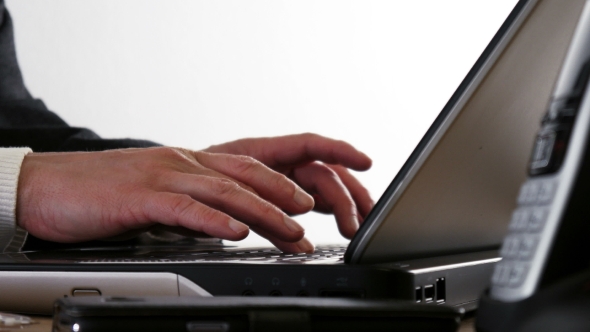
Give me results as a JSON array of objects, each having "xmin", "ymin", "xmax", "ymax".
[
  {"xmin": 205, "ymin": 133, "xmax": 374, "ymax": 252},
  {"xmin": 17, "ymin": 147, "xmax": 316, "ymax": 252}
]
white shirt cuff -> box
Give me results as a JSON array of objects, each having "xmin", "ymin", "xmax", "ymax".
[{"xmin": 0, "ymin": 148, "xmax": 32, "ymax": 252}]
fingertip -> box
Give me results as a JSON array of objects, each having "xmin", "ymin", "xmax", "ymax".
[
  {"xmin": 293, "ymin": 188, "xmax": 315, "ymax": 211},
  {"xmin": 357, "ymin": 213, "xmax": 365, "ymax": 225},
  {"xmin": 339, "ymin": 214, "xmax": 360, "ymax": 239},
  {"xmin": 296, "ymin": 237, "xmax": 315, "ymax": 253},
  {"xmin": 356, "ymin": 152, "xmax": 373, "ymax": 170},
  {"xmin": 361, "ymin": 199, "xmax": 375, "ymax": 218},
  {"xmin": 228, "ymin": 219, "xmax": 250, "ymax": 240},
  {"xmin": 341, "ymin": 151, "xmax": 372, "ymax": 171},
  {"xmin": 276, "ymin": 237, "xmax": 315, "ymax": 254},
  {"xmin": 352, "ymin": 214, "xmax": 360, "ymax": 231},
  {"xmin": 363, "ymin": 153, "xmax": 373, "ymax": 168}
]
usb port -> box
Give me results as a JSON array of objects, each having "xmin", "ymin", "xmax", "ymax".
[
  {"xmin": 415, "ymin": 287, "xmax": 422, "ymax": 303},
  {"xmin": 436, "ymin": 278, "xmax": 446, "ymax": 303},
  {"xmin": 423, "ymin": 284, "xmax": 434, "ymax": 302}
]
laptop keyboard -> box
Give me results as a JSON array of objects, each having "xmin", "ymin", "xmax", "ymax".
[{"xmin": 79, "ymin": 246, "xmax": 347, "ymax": 264}]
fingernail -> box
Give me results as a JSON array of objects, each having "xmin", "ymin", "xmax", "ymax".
[
  {"xmin": 296, "ymin": 237, "xmax": 315, "ymax": 253},
  {"xmin": 283, "ymin": 215, "xmax": 305, "ymax": 233},
  {"xmin": 293, "ymin": 188, "xmax": 314, "ymax": 209},
  {"xmin": 228, "ymin": 219, "xmax": 249, "ymax": 235}
]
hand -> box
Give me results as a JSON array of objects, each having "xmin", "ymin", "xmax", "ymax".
[
  {"xmin": 16, "ymin": 147, "xmax": 317, "ymax": 252},
  {"xmin": 205, "ymin": 133, "xmax": 374, "ymax": 250}
]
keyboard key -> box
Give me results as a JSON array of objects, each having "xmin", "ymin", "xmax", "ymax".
[
  {"xmin": 78, "ymin": 246, "xmax": 348, "ymax": 264},
  {"xmin": 509, "ymin": 209, "xmax": 530, "ymax": 231},
  {"xmin": 517, "ymin": 183, "xmax": 530, "ymax": 205},
  {"xmin": 508, "ymin": 265, "xmax": 528, "ymax": 287},
  {"xmin": 537, "ymin": 181, "xmax": 556, "ymax": 204},
  {"xmin": 500, "ymin": 236, "xmax": 521, "ymax": 259},
  {"xmin": 245, "ymin": 257, "xmax": 271, "ymax": 260},
  {"xmin": 517, "ymin": 182, "xmax": 540, "ymax": 205},
  {"xmin": 491, "ymin": 263, "xmax": 512, "ymax": 286},
  {"xmin": 518, "ymin": 235, "xmax": 539, "ymax": 260},
  {"xmin": 528, "ymin": 208, "xmax": 548, "ymax": 232}
]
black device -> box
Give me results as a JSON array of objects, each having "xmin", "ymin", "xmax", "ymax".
[
  {"xmin": 476, "ymin": 1, "xmax": 590, "ymax": 331},
  {"xmin": 477, "ymin": 268, "xmax": 590, "ymax": 332},
  {"xmin": 52, "ymin": 296, "xmax": 463, "ymax": 332}
]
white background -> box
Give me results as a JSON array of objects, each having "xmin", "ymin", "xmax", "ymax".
[{"xmin": 6, "ymin": 0, "xmax": 517, "ymax": 246}]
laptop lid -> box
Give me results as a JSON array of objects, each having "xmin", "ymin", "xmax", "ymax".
[{"xmin": 346, "ymin": 0, "xmax": 587, "ymax": 264}]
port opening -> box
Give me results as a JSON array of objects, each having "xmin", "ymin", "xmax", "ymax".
[
  {"xmin": 423, "ymin": 284, "xmax": 434, "ymax": 303},
  {"xmin": 296, "ymin": 290, "xmax": 309, "ymax": 297},
  {"xmin": 319, "ymin": 289, "xmax": 365, "ymax": 298},
  {"xmin": 269, "ymin": 290, "xmax": 282, "ymax": 296},
  {"xmin": 415, "ymin": 287, "xmax": 422, "ymax": 303},
  {"xmin": 242, "ymin": 290, "xmax": 255, "ymax": 296},
  {"xmin": 436, "ymin": 278, "xmax": 446, "ymax": 303}
]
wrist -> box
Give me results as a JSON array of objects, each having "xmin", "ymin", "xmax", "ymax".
[{"xmin": 15, "ymin": 152, "xmax": 43, "ymax": 232}]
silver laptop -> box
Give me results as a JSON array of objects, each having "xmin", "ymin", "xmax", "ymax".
[{"xmin": 0, "ymin": 0, "xmax": 581, "ymax": 314}]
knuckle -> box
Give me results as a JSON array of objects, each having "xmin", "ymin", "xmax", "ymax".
[
  {"xmin": 272, "ymin": 173, "xmax": 295, "ymax": 193},
  {"xmin": 232, "ymin": 155, "xmax": 261, "ymax": 174},
  {"xmin": 335, "ymin": 139, "xmax": 348, "ymax": 148},
  {"xmin": 242, "ymin": 184, "xmax": 256, "ymax": 194},
  {"xmin": 301, "ymin": 132, "xmax": 319, "ymax": 140},
  {"xmin": 316, "ymin": 164, "xmax": 339, "ymax": 179},
  {"xmin": 155, "ymin": 146, "xmax": 179, "ymax": 157},
  {"xmin": 271, "ymin": 172, "xmax": 287, "ymax": 186},
  {"xmin": 138, "ymin": 149, "xmax": 176, "ymax": 170},
  {"xmin": 199, "ymin": 206, "xmax": 224, "ymax": 223},
  {"xmin": 253, "ymin": 199, "xmax": 280, "ymax": 219},
  {"xmin": 156, "ymin": 147, "xmax": 191, "ymax": 163},
  {"xmin": 168, "ymin": 194, "xmax": 195, "ymax": 218},
  {"xmin": 211, "ymin": 178, "xmax": 241, "ymax": 196}
]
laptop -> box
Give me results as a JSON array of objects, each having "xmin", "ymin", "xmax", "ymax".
[{"xmin": 0, "ymin": 0, "xmax": 583, "ymax": 314}]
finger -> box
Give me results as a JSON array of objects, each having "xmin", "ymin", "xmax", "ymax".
[
  {"xmin": 141, "ymin": 191, "xmax": 250, "ymax": 241},
  {"xmin": 326, "ymin": 164, "xmax": 374, "ymax": 219},
  {"xmin": 310, "ymin": 194, "xmax": 365, "ymax": 226},
  {"xmin": 160, "ymin": 148, "xmax": 259, "ymax": 196},
  {"xmin": 310, "ymin": 194, "xmax": 331, "ymax": 214},
  {"xmin": 162, "ymin": 173, "xmax": 306, "ymax": 242},
  {"xmin": 193, "ymin": 152, "xmax": 314, "ymax": 214},
  {"xmin": 253, "ymin": 226, "xmax": 315, "ymax": 254},
  {"xmin": 292, "ymin": 162, "xmax": 359, "ymax": 239},
  {"xmin": 206, "ymin": 133, "xmax": 372, "ymax": 171}
]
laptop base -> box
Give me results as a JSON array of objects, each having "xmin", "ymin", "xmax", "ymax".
[{"xmin": 0, "ymin": 248, "xmax": 498, "ymax": 314}]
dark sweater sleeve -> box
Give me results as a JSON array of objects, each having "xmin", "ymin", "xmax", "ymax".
[{"xmin": 0, "ymin": 0, "xmax": 160, "ymax": 152}]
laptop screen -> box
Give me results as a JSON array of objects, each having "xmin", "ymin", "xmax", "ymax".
[{"xmin": 347, "ymin": 0, "xmax": 587, "ymax": 264}]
